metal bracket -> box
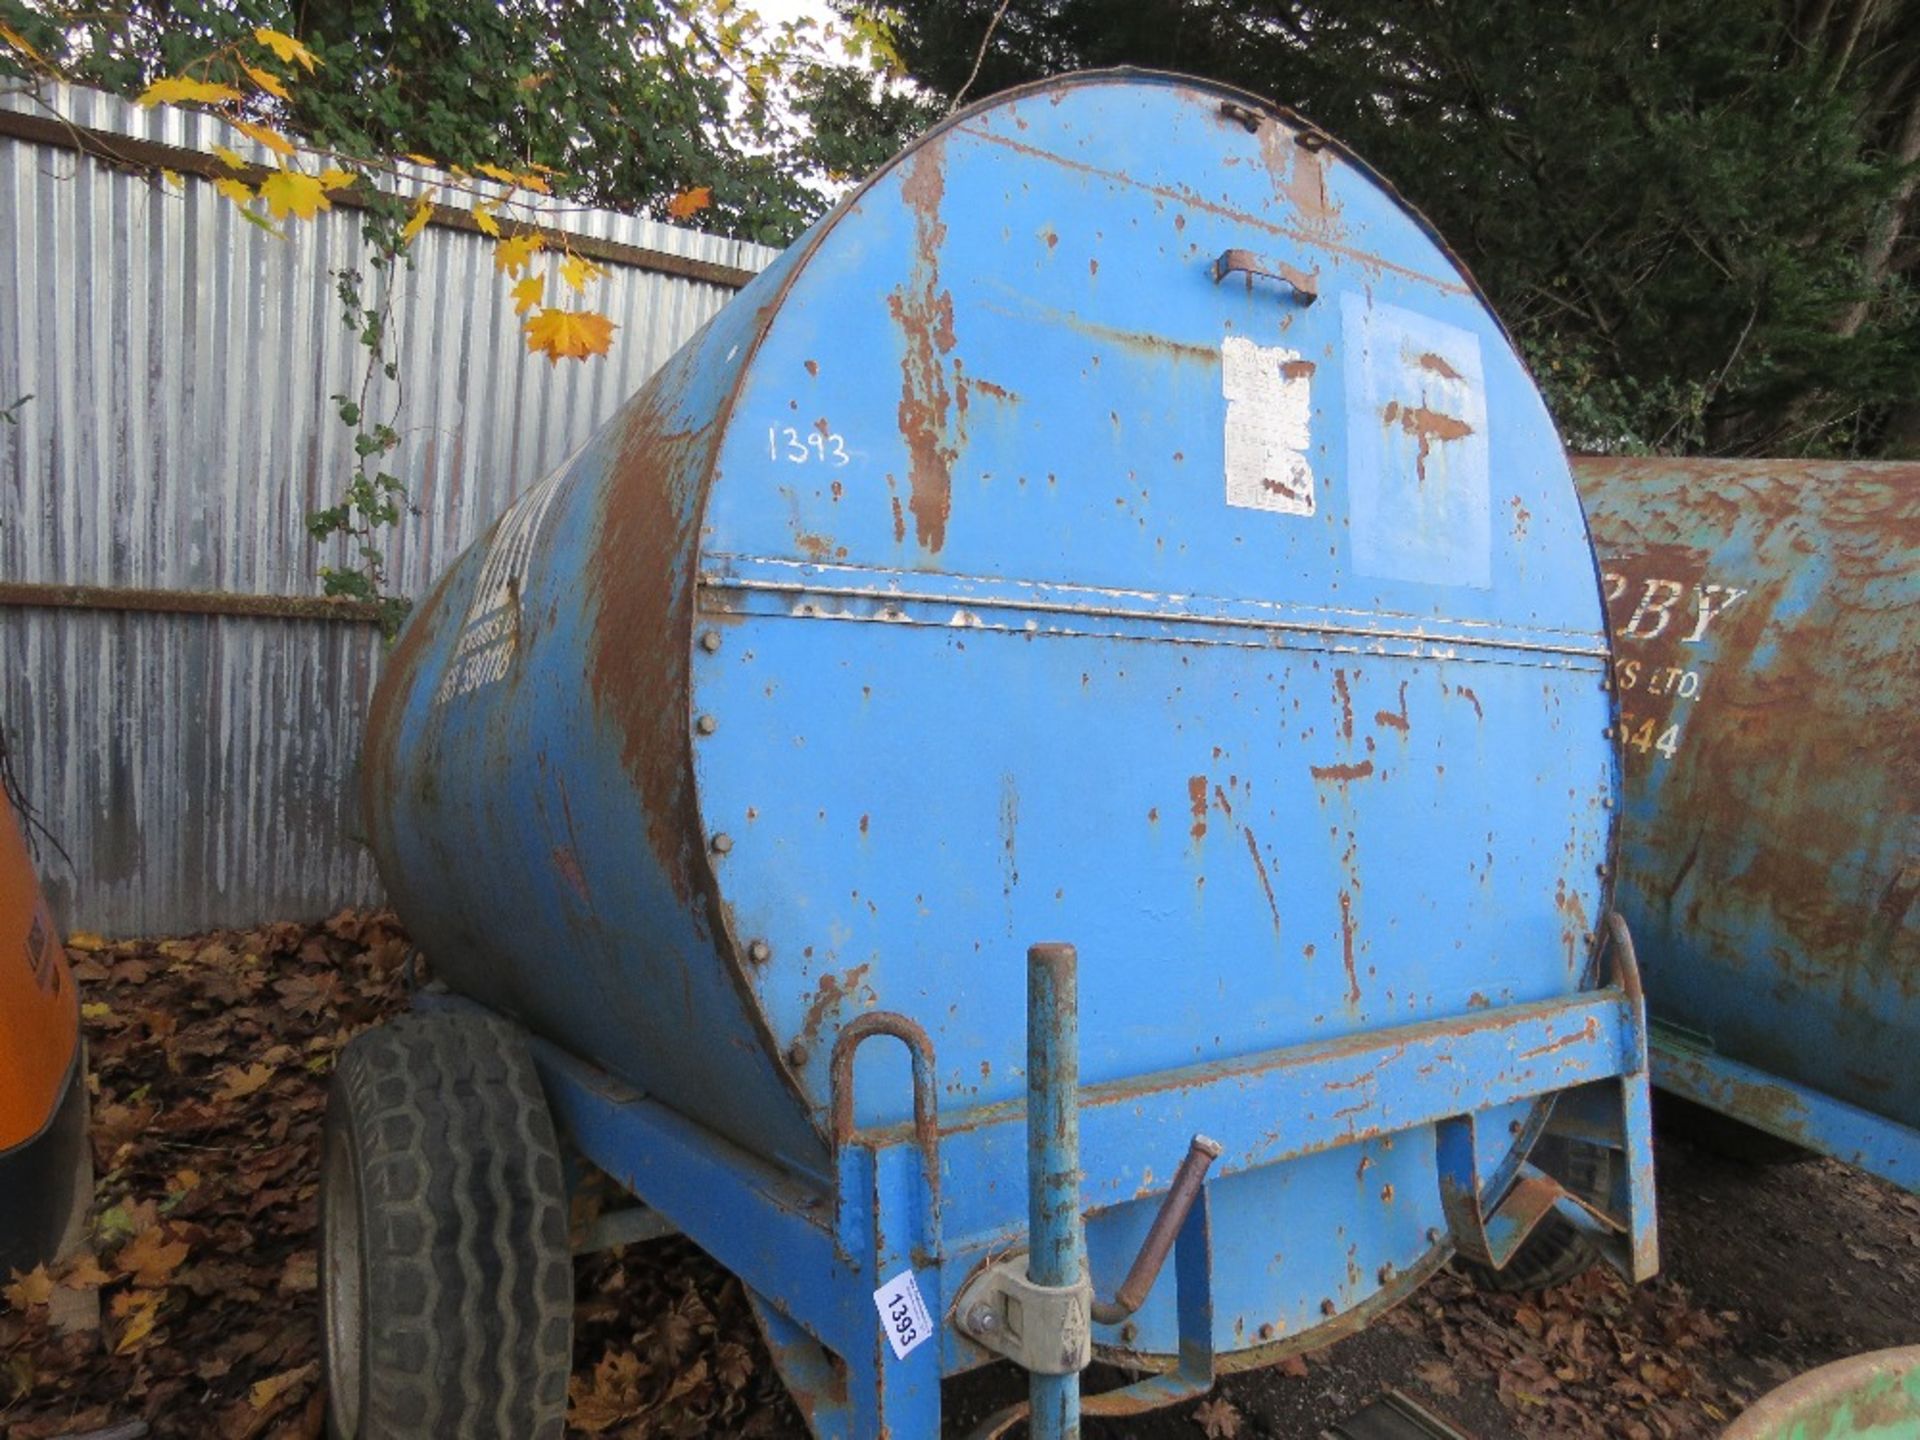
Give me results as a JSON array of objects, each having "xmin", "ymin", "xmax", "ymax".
[
  {"xmin": 1212, "ymin": 247, "xmax": 1318, "ymax": 304},
  {"xmin": 1436, "ymin": 912, "xmax": 1660, "ymax": 1284},
  {"xmin": 956, "ymin": 1254, "xmax": 1093, "ymax": 1376}
]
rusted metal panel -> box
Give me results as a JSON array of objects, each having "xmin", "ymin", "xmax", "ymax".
[
  {"xmin": 366, "ymin": 70, "xmax": 1643, "ymax": 1430},
  {"xmin": 1573, "ymin": 457, "xmax": 1920, "ymax": 1170},
  {"xmin": 0, "ymin": 82, "xmax": 775, "ymax": 936}
]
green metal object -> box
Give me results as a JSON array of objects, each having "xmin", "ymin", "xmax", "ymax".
[{"xmin": 1725, "ymin": 1348, "xmax": 1920, "ymax": 1440}]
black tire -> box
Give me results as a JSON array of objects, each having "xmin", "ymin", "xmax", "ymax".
[
  {"xmin": 1453, "ymin": 1134, "xmax": 1612, "ymax": 1292},
  {"xmin": 321, "ymin": 1009, "xmax": 573, "ymax": 1440}
]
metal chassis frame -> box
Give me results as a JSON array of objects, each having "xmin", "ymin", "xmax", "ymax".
[
  {"xmin": 1651, "ymin": 1029, "xmax": 1920, "ymax": 1192},
  {"xmin": 438, "ymin": 931, "xmax": 1657, "ymax": 1438}
]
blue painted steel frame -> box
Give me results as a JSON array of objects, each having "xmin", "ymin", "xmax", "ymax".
[
  {"xmin": 1652, "ymin": 1030, "xmax": 1920, "ymax": 1192},
  {"xmin": 512, "ymin": 939, "xmax": 1657, "ymax": 1437}
]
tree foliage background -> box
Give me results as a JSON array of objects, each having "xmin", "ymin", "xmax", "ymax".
[
  {"xmin": 0, "ymin": 0, "xmax": 934, "ymax": 244},
  {"xmin": 879, "ymin": 0, "xmax": 1920, "ymax": 457},
  {"xmin": 3, "ymin": 1, "xmax": 1915, "ymax": 458}
]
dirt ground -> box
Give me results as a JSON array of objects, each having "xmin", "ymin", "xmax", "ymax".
[{"xmin": 3, "ymin": 912, "xmax": 1916, "ymax": 1439}]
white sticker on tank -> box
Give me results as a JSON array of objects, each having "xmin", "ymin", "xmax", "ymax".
[
  {"xmin": 1221, "ymin": 335, "xmax": 1315, "ymax": 516},
  {"xmin": 873, "ymin": 1269, "xmax": 934, "ymax": 1361},
  {"xmin": 433, "ymin": 466, "xmax": 569, "ymax": 707}
]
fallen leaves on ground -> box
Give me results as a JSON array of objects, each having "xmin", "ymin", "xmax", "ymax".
[
  {"xmin": 1381, "ymin": 1264, "xmax": 1744, "ymax": 1440},
  {"xmin": 0, "ymin": 910, "xmax": 801, "ymax": 1440}
]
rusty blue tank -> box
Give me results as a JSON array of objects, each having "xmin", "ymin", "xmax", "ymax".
[
  {"xmin": 1575, "ymin": 458, "xmax": 1919, "ymax": 1189},
  {"xmin": 354, "ymin": 71, "xmax": 1657, "ymax": 1436}
]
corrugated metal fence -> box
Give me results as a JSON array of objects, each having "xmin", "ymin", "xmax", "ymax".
[{"xmin": 0, "ymin": 84, "xmax": 777, "ymax": 935}]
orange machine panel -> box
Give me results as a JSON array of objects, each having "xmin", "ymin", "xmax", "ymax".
[{"xmin": 0, "ymin": 797, "xmax": 78, "ymax": 1152}]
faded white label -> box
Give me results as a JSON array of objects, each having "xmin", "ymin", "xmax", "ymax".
[
  {"xmin": 1221, "ymin": 335, "xmax": 1315, "ymax": 516},
  {"xmin": 873, "ymin": 1269, "xmax": 934, "ymax": 1361},
  {"xmin": 433, "ymin": 468, "xmax": 567, "ymax": 706}
]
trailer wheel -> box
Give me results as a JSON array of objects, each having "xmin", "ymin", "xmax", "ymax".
[
  {"xmin": 321, "ymin": 1009, "xmax": 572, "ymax": 1440},
  {"xmin": 1453, "ymin": 1134, "xmax": 1612, "ymax": 1293}
]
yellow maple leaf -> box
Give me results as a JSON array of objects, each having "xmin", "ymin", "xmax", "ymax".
[
  {"xmin": 241, "ymin": 62, "xmax": 289, "ymax": 100},
  {"xmin": 400, "ymin": 191, "xmax": 436, "ymax": 246},
  {"xmin": 161, "ymin": 169, "xmax": 185, "ymax": 190},
  {"xmin": 515, "ymin": 170, "xmax": 552, "ymax": 195},
  {"xmin": 211, "ymin": 143, "xmax": 248, "ymax": 170},
  {"xmin": 524, "ymin": 307, "xmax": 617, "ymax": 364},
  {"xmin": 259, "ymin": 168, "xmax": 328, "ymax": 220},
  {"xmin": 229, "ymin": 118, "xmax": 295, "ymax": 159},
  {"xmin": 559, "ymin": 254, "xmax": 606, "ymax": 294},
  {"xmin": 493, "ymin": 231, "xmax": 544, "ymax": 277},
  {"xmin": 474, "ymin": 163, "xmax": 519, "ymax": 188},
  {"xmin": 4, "ymin": 1265, "xmax": 54, "ymax": 1309},
  {"xmin": 473, "ymin": 198, "xmax": 502, "ymax": 238},
  {"xmin": 402, "ymin": 152, "xmax": 437, "ymax": 167},
  {"xmin": 65, "ymin": 930, "xmax": 106, "ymax": 950},
  {"xmin": 253, "ymin": 26, "xmax": 319, "ymax": 73},
  {"xmin": 110, "ymin": 1288, "xmax": 163, "ymax": 1354},
  {"xmin": 116, "ymin": 1225, "xmax": 190, "ymax": 1287},
  {"xmin": 510, "ymin": 274, "xmax": 544, "ymax": 316},
  {"xmin": 214, "ymin": 177, "xmax": 255, "ymax": 207},
  {"xmin": 666, "ymin": 185, "xmax": 713, "ymax": 221},
  {"xmin": 138, "ymin": 76, "xmax": 243, "ymax": 108},
  {"xmin": 317, "ymin": 167, "xmax": 357, "ymax": 191}
]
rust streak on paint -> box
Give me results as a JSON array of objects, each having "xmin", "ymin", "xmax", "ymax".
[
  {"xmin": 1382, "ymin": 400, "xmax": 1473, "ymax": 483},
  {"xmin": 798, "ymin": 963, "xmax": 876, "ymax": 1055},
  {"xmin": 1244, "ymin": 828, "xmax": 1281, "ymax": 933},
  {"xmin": 1518, "ymin": 1015, "xmax": 1599, "ymax": 1061},
  {"xmin": 1416, "ymin": 351, "xmax": 1463, "ymax": 381},
  {"xmin": 1312, "ymin": 760, "xmax": 1375, "ymax": 783},
  {"xmin": 1333, "ymin": 670, "xmax": 1354, "ymax": 739},
  {"xmin": 586, "ymin": 396, "xmax": 713, "ymax": 905},
  {"xmin": 1374, "ymin": 682, "xmax": 1410, "ymax": 734},
  {"xmin": 888, "ymin": 145, "xmax": 957, "ymax": 554},
  {"xmin": 1454, "ymin": 685, "xmax": 1484, "ymax": 721},
  {"xmin": 1339, "ymin": 890, "xmax": 1360, "ymax": 1005},
  {"xmin": 1187, "ymin": 776, "xmax": 1209, "ymax": 841}
]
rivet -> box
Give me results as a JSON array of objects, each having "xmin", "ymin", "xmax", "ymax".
[
  {"xmin": 1120, "ymin": 1321, "xmax": 1138, "ymax": 1344},
  {"xmin": 1509, "ymin": 1120, "xmax": 1524, "ymax": 1135},
  {"xmin": 1258, "ymin": 1322, "xmax": 1276, "ymax": 1340},
  {"xmin": 1597, "ymin": 862, "xmax": 1610, "ymax": 877},
  {"xmin": 1320, "ymin": 1297, "xmax": 1336, "ymax": 1317},
  {"xmin": 1602, "ymin": 726, "xmax": 1615, "ymax": 739},
  {"xmin": 1426, "ymin": 1227, "xmax": 1444, "ymax": 1244},
  {"xmin": 748, "ymin": 939, "xmax": 771, "ymax": 964},
  {"xmin": 1377, "ymin": 1263, "xmax": 1395, "ymax": 1284},
  {"xmin": 711, "ymin": 833, "xmax": 734, "ymax": 855},
  {"xmin": 786, "ymin": 1042, "xmax": 809, "ymax": 1067},
  {"xmin": 1297, "ymin": 130, "xmax": 1328, "ymax": 152},
  {"xmin": 699, "ymin": 630, "xmax": 722, "ymax": 653},
  {"xmin": 966, "ymin": 1302, "xmax": 999, "ymax": 1336},
  {"xmin": 1602, "ymin": 796, "xmax": 1614, "ymax": 809},
  {"xmin": 696, "ymin": 713, "xmax": 718, "ymax": 735}
]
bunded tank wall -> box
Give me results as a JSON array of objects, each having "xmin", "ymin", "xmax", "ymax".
[
  {"xmin": 365, "ymin": 72, "xmax": 1620, "ymax": 1364},
  {"xmin": 1574, "ymin": 458, "xmax": 1918, "ymax": 1134}
]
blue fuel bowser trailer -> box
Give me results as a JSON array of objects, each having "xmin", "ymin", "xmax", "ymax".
[{"xmin": 333, "ymin": 72, "xmax": 1659, "ymax": 1439}]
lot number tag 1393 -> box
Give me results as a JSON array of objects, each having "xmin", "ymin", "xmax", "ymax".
[{"xmin": 873, "ymin": 1270, "xmax": 934, "ymax": 1361}]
